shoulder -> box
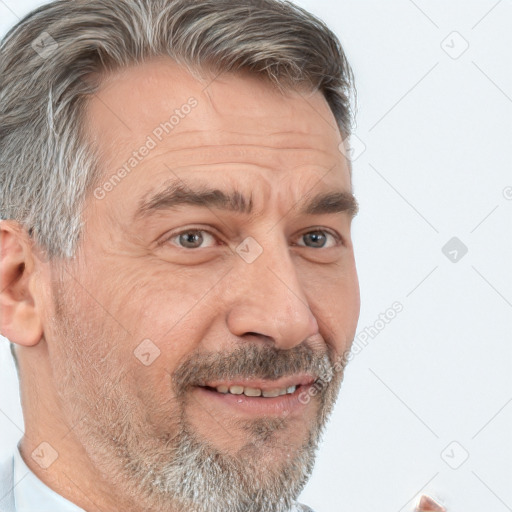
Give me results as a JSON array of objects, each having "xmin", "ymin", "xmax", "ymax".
[{"xmin": 0, "ymin": 454, "xmax": 15, "ymax": 512}]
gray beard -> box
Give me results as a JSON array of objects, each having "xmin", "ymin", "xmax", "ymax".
[
  {"xmin": 89, "ymin": 355, "xmax": 342, "ymax": 512},
  {"xmin": 121, "ymin": 416, "xmax": 319, "ymax": 512},
  {"xmin": 61, "ymin": 349, "xmax": 344, "ymax": 512}
]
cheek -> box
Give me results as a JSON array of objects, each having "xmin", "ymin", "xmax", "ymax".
[
  {"xmin": 306, "ymin": 264, "xmax": 360, "ymax": 348},
  {"xmin": 105, "ymin": 263, "xmax": 223, "ymax": 364}
]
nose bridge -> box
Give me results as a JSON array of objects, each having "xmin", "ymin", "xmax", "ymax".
[{"xmin": 226, "ymin": 233, "xmax": 319, "ymax": 349}]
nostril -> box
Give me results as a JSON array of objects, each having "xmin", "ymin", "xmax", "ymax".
[{"xmin": 243, "ymin": 332, "xmax": 273, "ymax": 342}]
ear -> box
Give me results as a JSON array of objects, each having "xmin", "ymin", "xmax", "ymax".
[{"xmin": 0, "ymin": 220, "xmax": 43, "ymax": 346}]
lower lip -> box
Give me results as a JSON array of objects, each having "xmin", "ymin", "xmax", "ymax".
[{"xmin": 195, "ymin": 385, "xmax": 314, "ymax": 416}]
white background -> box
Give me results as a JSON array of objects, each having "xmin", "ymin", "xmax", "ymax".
[{"xmin": 1, "ymin": 1, "xmax": 511, "ymax": 511}]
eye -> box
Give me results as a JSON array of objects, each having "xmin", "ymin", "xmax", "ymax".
[
  {"xmin": 164, "ymin": 229, "xmax": 218, "ymax": 249},
  {"xmin": 295, "ymin": 229, "xmax": 341, "ymax": 249},
  {"xmin": 159, "ymin": 227, "xmax": 342, "ymax": 251}
]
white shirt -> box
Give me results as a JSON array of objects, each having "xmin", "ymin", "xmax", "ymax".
[
  {"xmin": 12, "ymin": 445, "xmax": 313, "ymax": 512},
  {"xmin": 13, "ymin": 444, "xmax": 84, "ymax": 512}
]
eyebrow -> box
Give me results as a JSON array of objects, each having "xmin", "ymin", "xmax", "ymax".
[{"xmin": 134, "ymin": 181, "xmax": 358, "ymax": 221}]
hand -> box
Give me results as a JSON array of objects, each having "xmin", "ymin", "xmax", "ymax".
[{"xmin": 415, "ymin": 495, "xmax": 446, "ymax": 512}]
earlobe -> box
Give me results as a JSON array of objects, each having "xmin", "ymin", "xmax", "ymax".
[{"xmin": 0, "ymin": 220, "xmax": 43, "ymax": 347}]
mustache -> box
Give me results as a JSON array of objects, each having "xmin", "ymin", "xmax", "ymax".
[{"xmin": 171, "ymin": 342, "xmax": 338, "ymax": 395}]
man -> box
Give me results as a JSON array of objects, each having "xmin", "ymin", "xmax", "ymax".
[{"xmin": 0, "ymin": 0, "xmax": 360, "ymax": 511}]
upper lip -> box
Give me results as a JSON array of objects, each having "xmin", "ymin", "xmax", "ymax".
[{"xmin": 198, "ymin": 374, "xmax": 317, "ymax": 391}]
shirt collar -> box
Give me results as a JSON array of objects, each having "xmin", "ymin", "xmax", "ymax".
[{"xmin": 13, "ymin": 443, "xmax": 85, "ymax": 512}]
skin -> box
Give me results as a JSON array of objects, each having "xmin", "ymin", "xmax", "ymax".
[{"xmin": 0, "ymin": 57, "xmax": 360, "ymax": 511}]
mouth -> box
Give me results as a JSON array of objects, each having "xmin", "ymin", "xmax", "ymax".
[
  {"xmin": 207, "ymin": 383, "xmax": 299, "ymax": 397},
  {"xmin": 194, "ymin": 375, "xmax": 317, "ymax": 416}
]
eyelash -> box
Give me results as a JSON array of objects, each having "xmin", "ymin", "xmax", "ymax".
[{"xmin": 159, "ymin": 226, "xmax": 343, "ymax": 249}]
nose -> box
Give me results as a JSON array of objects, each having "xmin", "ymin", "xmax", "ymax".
[{"xmin": 226, "ymin": 239, "xmax": 319, "ymax": 350}]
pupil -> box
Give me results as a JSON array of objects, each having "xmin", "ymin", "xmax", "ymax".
[
  {"xmin": 181, "ymin": 232, "xmax": 203, "ymax": 248},
  {"xmin": 306, "ymin": 232, "xmax": 325, "ymax": 247}
]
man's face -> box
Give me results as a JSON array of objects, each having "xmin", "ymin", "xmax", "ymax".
[{"xmin": 44, "ymin": 58, "xmax": 360, "ymax": 511}]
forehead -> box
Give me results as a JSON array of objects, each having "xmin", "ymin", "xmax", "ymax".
[
  {"xmin": 86, "ymin": 57, "xmax": 340, "ymax": 135},
  {"xmin": 83, "ymin": 57, "xmax": 351, "ymax": 211}
]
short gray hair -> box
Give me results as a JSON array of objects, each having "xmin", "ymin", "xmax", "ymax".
[{"xmin": 0, "ymin": 0, "xmax": 354, "ymax": 260}]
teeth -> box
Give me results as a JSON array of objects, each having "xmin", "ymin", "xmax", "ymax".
[
  {"xmin": 214, "ymin": 384, "xmax": 298, "ymax": 397},
  {"xmin": 244, "ymin": 387, "xmax": 262, "ymax": 397},
  {"xmin": 262, "ymin": 389, "xmax": 280, "ymax": 398}
]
